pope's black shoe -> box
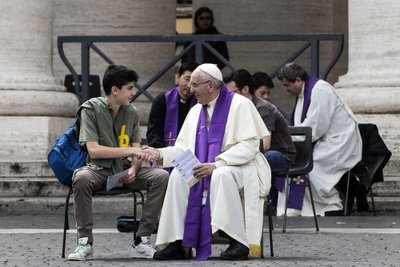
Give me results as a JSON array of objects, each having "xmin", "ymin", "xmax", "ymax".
[
  {"xmin": 153, "ymin": 240, "xmax": 190, "ymax": 260},
  {"xmin": 325, "ymin": 210, "xmax": 344, "ymax": 216},
  {"xmin": 220, "ymin": 239, "xmax": 249, "ymax": 261}
]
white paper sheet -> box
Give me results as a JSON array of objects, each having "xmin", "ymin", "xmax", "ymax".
[
  {"xmin": 106, "ymin": 169, "xmax": 129, "ymax": 191},
  {"xmin": 171, "ymin": 149, "xmax": 201, "ymax": 187}
]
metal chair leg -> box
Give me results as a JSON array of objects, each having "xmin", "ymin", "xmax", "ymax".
[
  {"xmin": 133, "ymin": 192, "xmax": 137, "ymax": 241},
  {"xmin": 266, "ymin": 195, "xmax": 274, "ymax": 257},
  {"xmin": 306, "ymin": 177, "xmax": 319, "ymax": 232},
  {"xmin": 62, "ymin": 188, "xmax": 72, "ymax": 258},
  {"xmin": 283, "ymin": 176, "xmax": 290, "ymax": 233},
  {"xmin": 370, "ymin": 187, "xmax": 377, "ymax": 216},
  {"xmin": 266, "ymin": 194, "xmax": 274, "ymax": 231},
  {"xmin": 260, "ymin": 231, "xmax": 264, "ymax": 259},
  {"xmin": 344, "ymin": 171, "xmax": 351, "ymax": 216},
  {"xmin": 132, "ymin": 190, "xmax": 145, "ymax": 241}
]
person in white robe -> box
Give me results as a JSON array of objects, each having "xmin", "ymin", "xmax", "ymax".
[
  {"xmin": 276, "ymin": 62, "xmax": 362, "ymax": 217},
  {"xmin": 141, "ymin": 63, "xmax": 271, "ymax": 260}
]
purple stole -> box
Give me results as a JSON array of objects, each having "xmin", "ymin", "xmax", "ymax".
[
  {"xmin": 276, "ymin": 75, "xmax": 319, "ymax": 210},
  {"xmin": 290, "ymin": 75, "xmax": 319, "ymax": 126},
  {"xmin": 164, "ymin": 86, "xmax": 197, "ymax": 147},
  {"xmin": 162, "ymin": 87, "xmax": 197, "ymax": 172},
  {"xmin": 182, "ymin": 86, "xmax": 234, "ymax": 260}
]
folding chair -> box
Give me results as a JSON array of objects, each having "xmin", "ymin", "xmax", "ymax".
[
  {"xmin": 61, "ymin": 187, "xmax": 145, "ymax": 258},
  {"xmin": 343, "ymin": 123, "xmax": 391, "ymax": 216},
  {"xmin": 273, "ymin": 126, "xmax": 319, "ymax": 233},
  {"xmin": 344, "ymin": 160, "xmax": 382, "ymax": 216}
]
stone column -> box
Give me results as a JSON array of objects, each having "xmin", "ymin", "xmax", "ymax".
[
  {"xmin": 53, "ymin": 0, "xmax": 176, "ymax": 125},
  {"xmin": 335, "ymin": 0, "xmax": 399, "ymax": 182},
  {"xmin": 0, "ymin": 0, "xmax": 79, "ymax": 161}
]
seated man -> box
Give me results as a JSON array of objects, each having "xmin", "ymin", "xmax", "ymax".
[
  {"xmin": 252, "ymin": 71, "xmax": 290, "ymax": 121},
  {"xmin": 142, "ymin": 63, "xmax": 271, "ymax": 261},
  {"xmin": 224, "ymin": 69, "xmax": 296, "ymax": 214},
  {"xmin": 147, "ymin": 62, "xmax": 198, "ymax": 148},
  {"xmin": 276, "ymin": 62, "xmax": 362, "ymax": 217},
  {"xmin": 224, "ymin": 69, "xmax": 296, "ymax": 173},
  {"xmin": 67, "ymin": 65, "xmax": 169, "ymax": 261},
  {"xmin": 252, "ymin": 71, "xmax": 274, "ymax": 101}
]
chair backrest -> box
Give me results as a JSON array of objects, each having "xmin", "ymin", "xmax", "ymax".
[
  {"xmin": 64, "ymin": 74, "xmax": 101, "ymax": 99},
  {"xmin": 287, "ymin": 126, "xmax": 314, "ymax": 176},
  {"xmin": 358, "ymin": 123, "xmax": 391, "ymax": 185},
  {"xmin": 363, "ymin": 155, "xmax": 388, "ymax": 190}
]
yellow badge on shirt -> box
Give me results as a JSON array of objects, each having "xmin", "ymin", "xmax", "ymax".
[{"xmin": 119, "ymin": 125, "xmax": 129, "ymax": 147}]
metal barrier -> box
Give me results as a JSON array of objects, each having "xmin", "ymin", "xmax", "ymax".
[{"xmin": 57, "ymin": 34, "xmax": 344, "ymax": 102}]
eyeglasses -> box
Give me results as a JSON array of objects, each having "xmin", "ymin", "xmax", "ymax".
[
  {"xmin": 198, "ymin": 16, "xmax": 211, "ymax": 21},
  {"xmin": 190, "ymin": 80, "xmax": 210, "ymax": 89}
]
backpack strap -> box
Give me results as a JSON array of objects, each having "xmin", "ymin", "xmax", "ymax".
[{"xmin": 73, "ymin": 105, "xmax": 87, "ymax": 150}]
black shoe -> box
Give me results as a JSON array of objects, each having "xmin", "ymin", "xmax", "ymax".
[
  {"xmin": 220, "ymin": 239, "xmax": 249, "ymax": 261},
  {"xmin": 153, "ymin": 240, "xmax": 190, "ymax": 260},
  {"xmin": 325, "ymin": 210, "xmax": 344, "ymax": 216}
]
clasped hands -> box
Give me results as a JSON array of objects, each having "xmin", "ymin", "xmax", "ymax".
[
  {"xmin": 137, "ymin": 145, "xmax": 161, "ymax": 163},
  {"xmin": 136, "ymin": 146, "xmax": 216, "ymax": 179},
  {"xmin": 119, "ymin": 146, "xmax": 160, "ymax": 184}
]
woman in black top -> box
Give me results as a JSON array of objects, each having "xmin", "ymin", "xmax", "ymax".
[{"xmin": 181, "ymin": 6, "xmax": 230, "ymax": 69}]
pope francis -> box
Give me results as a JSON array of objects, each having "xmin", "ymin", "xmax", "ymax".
[{"xmin": 142, "ymin": 63, "xmax": 271, "ymax": 261}]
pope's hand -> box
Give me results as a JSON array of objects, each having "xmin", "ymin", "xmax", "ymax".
[
  {"xmin": 192, "ymin": 163, "xmax": 216, "ymax": 179},
  {"xmin": 141, "ymin": 146, "xmax": 160, "ymax": 163}
]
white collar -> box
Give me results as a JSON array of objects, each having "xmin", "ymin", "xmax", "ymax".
[
  {"xmin": 207, "ymin": 93, "xmax": 219, "ymax": 109},
  {"xmin": 299, "ymin": 83, "xmax": 305, "ymax": 99}
]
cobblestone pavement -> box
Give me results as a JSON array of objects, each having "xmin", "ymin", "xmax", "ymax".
[{"xmin": 1, "ymin": 212, "xmax": 399, "ymax": 266}]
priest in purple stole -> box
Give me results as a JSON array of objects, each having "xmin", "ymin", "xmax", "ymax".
[
  {"xmin": 276, "ymin": 63, "xmax": 362, "ymax": 217},
  {"xmin": 146, "ymin": 62, "xmax": 198, "ymax": 149},
  {"xmin": 143, "ymin": 64, "xmax": 271, "ymax": 261},
  {"xmin": 275, "ymin": 72, "xmax": 318, "ymax": 214}
]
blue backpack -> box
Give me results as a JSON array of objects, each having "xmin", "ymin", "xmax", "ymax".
[{"xmin": 48, "ymin": 113, "xmax": 87, "ymax": 187}]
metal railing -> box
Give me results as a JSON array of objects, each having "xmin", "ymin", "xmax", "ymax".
[{"xmin": 57, "ymin": 34, "xmax": 344, "ymax": 102}]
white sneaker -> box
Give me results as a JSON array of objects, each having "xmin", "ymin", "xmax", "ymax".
[
  {"xmin": 286, "ymin": 208, "xmax": 302, "ymax": 217},
  {"xmin": 67, "ymin": 237, "xmax": 93, "ymax": 261},
  {"xmin": 277, "ymin": 208, "xmax": 301, "ymax": 217},
  {"xmin": 132, "ymin": 236, "xmax": 156, "ymax": 259}
]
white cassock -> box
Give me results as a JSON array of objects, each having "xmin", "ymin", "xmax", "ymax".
[
  {"xmin": 277, "ymin": 80, "xmax": 362, "ymax": 216},
  {"xmin": 156, "ymin": 93, "xmax": 271, "ymax": 258}
]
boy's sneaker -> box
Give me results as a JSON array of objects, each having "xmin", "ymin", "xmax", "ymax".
[
  {"xmin": 132, "ymin": 236, "xmax": 156, "ymax": 259},
  {"xmin": 67, "ymin": 237, "xmax": 93, "ymax": 261}
]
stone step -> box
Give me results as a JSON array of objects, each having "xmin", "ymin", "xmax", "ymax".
[
  {"xmin": 363, "ymin": 196, "xmax": 400, "ymax": 214},
  {"xmin": 371, "ymin": 176, "xmax": 400, "ymax": 197},
  {"xmin": 0, "ymin": 196, "xmax": 143, "ymax": 215},
  {"xmin": 0, "ymin": 161, "xmax": 54, "ymax": 178},
  {"xmin": 0, "ymin": 196, "xmax": 398, "ymax": 216},
  {"xmin": 1, "ymin": 174, "xmax": 400, "ymax": 197},
  {"xmin": 0, "ymin": 177, "xmax": 68, "ymax": 197}
]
